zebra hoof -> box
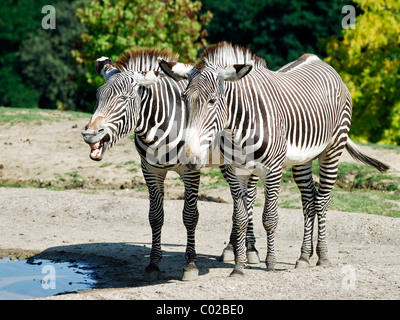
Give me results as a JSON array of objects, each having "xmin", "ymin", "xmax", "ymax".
[
  {"xmin": 182, "ymin": 262, "xmax": 199, "ymax": 281},
  {"xmin": 220, "ymin": 246, "xmax": 235, "ymax": 263},
  {"xmin": 182, "ymin": 268, "xmax": 199, "ymax": 281},
  {"xmin": 229, "ymin": 267, "xmax": 245, "ymax": 277},
  {"xmin": 266, "ymin": 264, "xmax": 275, "ymax": 272},
  {"xmin": 295, "ymin": 258, "xmax": 310, "ymax": 269},
  {"xmin": 247, "ymin": 250, "xmax": 260, "ymax": 264},
  {"xmin": 144, "ymin": 264, "xmax": 161, "ymax": 281},
  {"xmin": 316, "ymin": 258, "xmax": 331, "ymax": 267}
]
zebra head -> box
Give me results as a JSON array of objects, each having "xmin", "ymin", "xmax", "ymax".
[
  {"xmin": 82, "ymin": 56, "xmax": 160, "ymax": 161},
  {"xmin": 160, "ymin": 43, "xmax": 253, "ymax": 169}
]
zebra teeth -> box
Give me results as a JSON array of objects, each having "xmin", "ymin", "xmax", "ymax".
[
  {"xmin": 89, "ymin": 136, "xmax": 109, "ymax": 161},
  {"xmin": 89, "ymin": 141, "xmax": 102, "ymax": 150}
]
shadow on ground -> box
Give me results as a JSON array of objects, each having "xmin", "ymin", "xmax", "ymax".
[{"xmin": 29, "ymin": 242, "xmax": 270, "ymax": 291}]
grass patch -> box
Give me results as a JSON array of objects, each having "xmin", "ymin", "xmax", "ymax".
[
  {"xmin": 99, "ymin": 163, "xmax": 113, "ymax": 168},
  {"xmin": 278, "ymin": 184, "xmax": 400, "ymax": 217},
  {"xmin": 335, "ymin": 163, "xmax": 400, "ymax": 192},
  {"xmin": 200, "ymin": 167, "xmax": 228, "ymax": 189},
  {"xmin": 0, "ymin": 107, "xmax": 90, "ymax": 126},
  {"xmin": 54, "ymin": 172, "xmax": 85, "ymax": 186},
  {"xmin": 330, "ymin": 189, "xmax": 400, "ymax": 218},
  {"xmin": 281, "ymin": 162, "xmax": 400, "ymax": 193},
  {"xmin": 114, "ymin": 160, "xmax": 140, "ymax": 172},
  {"xmin": 277, "ymin": 160, "xmax": 400, "ymax": 217}
]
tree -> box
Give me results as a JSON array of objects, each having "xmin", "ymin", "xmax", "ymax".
[
  {"xmin": 201, "ymin": 0, "xmax": 350, "ymax": 70},
  {"xmin": 19, "ymin": 0, "xmax": 88, "ymax": 110},
  {"xmin": 325, "ymin": 0, "xmax": 400, "ymax": 144},
  {"xmin": 0, "ymin": 0, "xmax": 88, "ymax": 110},
  {"xmin": 0, "ymin": 0, "xmax": 48, "ymax": 108},
  {"xmin": 73, "ymin": 0, "xmax": 211, "ymax": 95}
]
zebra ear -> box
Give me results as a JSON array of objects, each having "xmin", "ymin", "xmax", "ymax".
[
  {"xmin": 218, "ymin": 61, "xmax": 254, "ymax": 82},
  {"xmin": 95, "ymin": 56, "xmax": 120, "ymax": 81},
  {"xmin": 159, "ymin": 60, "xmax": 194, "ymax": 81},
  {"xmin": 133, "ymin": 71, "xmax": 160, "ymax": 87}
]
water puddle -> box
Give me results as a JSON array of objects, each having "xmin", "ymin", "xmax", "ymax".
[{"xmin": 0, "ymin": 257, "xmax": 97, "ymax": 299}]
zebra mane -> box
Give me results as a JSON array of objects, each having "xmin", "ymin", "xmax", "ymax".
[
  {"xmin": 115, "ymin": 48, "xmax": 179, "ymax": 73},
  {"xmin": 195, "ymin": 41, "xmax": 267, "ymax": 71}
]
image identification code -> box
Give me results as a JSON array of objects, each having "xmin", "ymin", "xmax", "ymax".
[{"xmin": 156, "ymin": 304, "xmax": 244, "ymax": 317}]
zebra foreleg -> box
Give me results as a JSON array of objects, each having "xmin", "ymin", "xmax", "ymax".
[
  {"xmin": 225, "ymin": 167, "xmax": 250, "ymax": 277},
  {"xmin": 181, "ymin": 169, "xmax": 201, "ymax": 281},
  {"xmin": 142, "ymin": 163, "xmax": 167, "ymax": 281},
  {"xmin": 230, "ymin": 192, "xmax": 249, "ymax": 276},
  {"xmin": 245, "ymin": 174, "xmax": 260, "ymax": 264},
  {"xmin": 220, "ymin": 169, "xmax": 260, "ymax": 264},
  {"xmin": 262, "ymin": 168, "xmax": 282, "ymax": 271},
  {"xmin": 292, "ymin": 163, "xmax": 317, "ymax": 268}
]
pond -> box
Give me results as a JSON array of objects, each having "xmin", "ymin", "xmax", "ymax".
[{"xmin": 0, "ymin": 257, "xmax": 97, "ymax": 300}]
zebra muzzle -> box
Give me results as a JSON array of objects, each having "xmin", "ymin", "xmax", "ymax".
[
  {"xmin": 82, "ymin": 127, "xmax": 110, "ymax": 161},
  {"xmin": 88, "ymin": 135, "xmax": 110, "ymax": 161}
]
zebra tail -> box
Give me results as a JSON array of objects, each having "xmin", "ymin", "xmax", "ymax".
[{"xmin": 345, "ymin": 139, "xmax": 390, "ymax": 173}]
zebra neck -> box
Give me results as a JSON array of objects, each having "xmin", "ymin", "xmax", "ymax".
[{"xmin": 134, "ymin": 79, "xmax": 185, "ymax": 144}]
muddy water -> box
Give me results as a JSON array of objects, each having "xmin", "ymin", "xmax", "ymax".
[{"xmin": 0, "ymin": 257, "xmax": 96, "ymax": 299}]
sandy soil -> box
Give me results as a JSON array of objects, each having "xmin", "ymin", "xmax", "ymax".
[{"xmin": 0, "ymin": 110, "xmax": 399, "ymax": 300}]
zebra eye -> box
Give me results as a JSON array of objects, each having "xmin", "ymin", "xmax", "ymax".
[{"xmin": 208, "ymin": 99, "xmax": 216, "ymax": 105}]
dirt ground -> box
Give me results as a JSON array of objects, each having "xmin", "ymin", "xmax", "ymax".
[{"xmin": 0, "ymin": 110, "xmax": 399, "ymax": 300}]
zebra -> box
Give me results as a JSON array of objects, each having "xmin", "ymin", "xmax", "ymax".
[
  {"xmin": 81, "ymin": 48, "xmax": 260, "ymax": 281},
  {"xmin": 159, "ymin": 42, "xmax": 390, "ymax": 276}
]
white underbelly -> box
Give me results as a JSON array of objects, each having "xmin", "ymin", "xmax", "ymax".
[{"xmin": 283, "ymin": 142, "xmax": 328, "ymax": 167}]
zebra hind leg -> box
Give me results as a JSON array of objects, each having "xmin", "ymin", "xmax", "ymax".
[
  {"xmin": 292, "ymin": 163, "xmax": 317, "ymax": 268},
  {"xmin": 181, "ymin": 169, "xmax": 201, "ymax": 281},
  {"xmin": 315, "ymin": 151, "xmax": 343, "ymax": 267}
]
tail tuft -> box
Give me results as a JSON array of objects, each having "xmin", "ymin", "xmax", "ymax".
[{"xmin": 345, "ymin": 139, "xmax": 390, "ymax": 173}]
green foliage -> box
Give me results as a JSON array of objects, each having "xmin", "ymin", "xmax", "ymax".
[
  {"xmin": 325, "ymin": 0, "xmax": 400, "ymax": 144},
  {"xmin": 0, "ymin": 0, "xmax": 87, "ymax": 110},
  {"xmin": 19, "ymin": 0, "xmax": 88, "ymax": 110},
  {"xmin": 73, "ymin": 0, "xmax": 211, "ymax": 93},
  {"xmin": 0, "ymin": 0, "xmax": 48, "ymax": 108},
  {"xmin": 201, "ymin": 0, "xmax": 349, "ymax": 70},
  {"xmin": 0, "ymin": 64, "xmax": 40, "ymax": 109}
]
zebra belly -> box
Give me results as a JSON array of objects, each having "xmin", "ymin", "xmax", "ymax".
[{"xmin": 283, "ymin": 142, "xmax": 328, "ymax": 167}]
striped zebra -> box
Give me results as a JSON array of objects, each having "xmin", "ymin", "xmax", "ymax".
[
  {"xmin": 160, "ymin": 42, "xmax": 389, "ymax": 276},
  {"xmin": 81, "ymin": 48, "xmax": 259, "ymax": 281}
]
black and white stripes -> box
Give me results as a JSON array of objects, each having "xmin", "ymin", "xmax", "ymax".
[
  {"xmin": 161, "ymin": 42, "xmax": 389, "ymax": 276},
  {"xmin": 82, "ymin": 48, "xmax": 260, "ymax": 281}
]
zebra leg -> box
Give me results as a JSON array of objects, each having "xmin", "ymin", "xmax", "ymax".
[
  {"xmin": 220, "ymin": 168, "xmax": 259, "ymax": 264},
  {"xmin": 219, "ymin": 166, "xmax": 236, "ymax": 262},
  {"xmin": 292, "ymin": 163, "xmax": 317, "ymax": 268},
  {"xmin": 225, "ymin": 166, "xmax": 250, "ymax": 277},
  {"xmin": 180, "ymin": 168, "xmax": 201, "ymax": 281},
  {"xmin": 315, "ymin": 152, "xmax": 343, "ymax": 267},
  {"xmin": 245, "ymin": 174, "xmax": 260, "ymax": 264},
  {"xmin": 262, "ymin": 168, "xmax": 282, "ymax": 271},
  {"xmin": 222, "ymin": 175, "xmax": 259, "ymax": 264},
  {"xmin": 141, "ymin": 161, "xmax": 167, "ymax": 281}
]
